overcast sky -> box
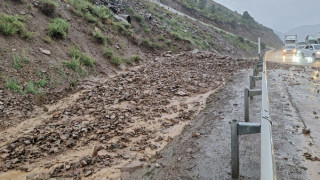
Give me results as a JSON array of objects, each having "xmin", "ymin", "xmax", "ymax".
[{"xmin": 213, "ymin": 0, "xmax": 320, "ymax": 33}]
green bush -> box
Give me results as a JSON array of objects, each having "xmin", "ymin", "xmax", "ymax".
[
  {"xmin": 63, "ymin": 56, "xmax": 87, "ymax": 77},
  {"xmin": 35, "ymin": 75, "xmax": 47, "ymax": 87},
  {"xmin": 141, "ymin": 38, "xmax": 151, "ymax": 47},
  {"xmin": 110, "ymin": 56, "xmax": 121, "ymax": 66},
  {"xmin": 93, "ymin": 30, "xmax": 105, "ymax": 44},
  {"xmin": 26, "ymin": 81, "xmax": 36, "ymax": 94},
  {"xmin": 123, "ymin": 58, "xmax": 132, "ymax": 65},
  {"xmin": 68, "ymin": 46, "xmax": 95, "ymax": 67},
  {"xmin": 171, "ymin": 31, "xmax": 182, "ymax": 40},
  {"xmin": 47, "ymin": 18, "xmax": 70, "ymax": 39},
  {"xmin": 84, "ymin": 12, "xmax": 98, "ymax": 23},
  {"xmin": 6, "ymin": 78, "xmax": 23, "ymax": 93},
  {"xmin": 114, "ymin": 22, "xmax": 131, "ymax": 35},
  {"xmin": 103, "ymin": 47, "xmax": 113, "ymax": 58},
  {"xmin": 40, "ymin": 0, "xmax": 58, "ymax": 16},
  {"xmin": 43, "ymin": 36, "xmax": 52, "ymax": 44},
  {"xmin": 0, "ymin": 14, "xmax": 25, "ymax": 36},
  {"xmin": 134, "ymin": 14, "xmax": 143, "ymax": 22},
  {"xmin": 21, "ymin": 31, "xmax": 36, "ymax": 40},
  {"xmin": 12, "ymin": 52, "xmax": 22, "ymax": 69},
  {"xmin": 131, "ymin": 55, "xmax": 142, "ymax": 62},
  {"xmin": 63, "ymin": 56, "xmax": 80, "ymax": 72}
]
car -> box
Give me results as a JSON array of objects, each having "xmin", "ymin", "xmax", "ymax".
[
  {"xmin": 282, "ymin": 45, "xmax": 297, "ymax": 55},
  {"xmin": 300, "ymin": 44, "xmax": 320, "ymax": 60}
]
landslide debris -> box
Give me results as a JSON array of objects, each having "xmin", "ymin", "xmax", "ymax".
[{"xmin": 0, "ymin": 51, "xmax": 254, "ymax": 179}]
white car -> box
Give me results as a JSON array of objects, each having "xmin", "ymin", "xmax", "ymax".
[{"xmin": 300, "ymin": 44, "xmax": 320, "ymax": 60}]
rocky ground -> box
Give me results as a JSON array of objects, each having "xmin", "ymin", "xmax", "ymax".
[{"xmin": 0, "ymin": 51, "xmax": 254, "ymax": 179}]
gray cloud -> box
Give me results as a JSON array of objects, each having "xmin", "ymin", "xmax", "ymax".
[{"xmin": 213, "ymin": 0, "xmax": 320, "ymax": 32}]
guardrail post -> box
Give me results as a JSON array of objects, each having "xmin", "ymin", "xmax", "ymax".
[
  {"xmin": 231, "ymin": 120, "xmax": 239, "ymax": 178},
  {"xmin": 244, "ymin": 88, "xmax": 249, "ymax": 122},
  {"xmin": 231, "ymin": 121, "xmax": 261, "ymax": 178}
]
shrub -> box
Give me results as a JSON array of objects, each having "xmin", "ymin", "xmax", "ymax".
[
  {"xmin": 131, "ymin": 55, "xmax": 142, "ymax": 62},
  {"xmin": 114, "ymin": 22, "xmax": 131, "ymax": 35},
  {"xmin": 21, "ymin": 30, "xmax": 36, "ymax": 40},
  {"xmin": 158, "ymin": 34, "xmax": 165, "ymax": 41},
  {"xmin": 93, "ymin": 30, "xmax": 105, "ymax": 44},
  {"xmin": 47, "ymin": 18, "xmax": 70, "ymax": 39},
  {"xmin": 40, "ymin": 0, "xmax": 58, "ymax": 16},
  {"xmin": 63, "ymin": 56, "xmax": 80, "ymax": 72},
  {"xmin": 141, "ymin": 38, "xmax": 151, "ymax": 47},
  {"xmin": 68, "ymin": 46, "xmax": 95, "ymax": 67},
  {"xmin": 134, "ymin": 14, "xmax": 143, "ymax": 22},
  {"xmin": 0, "ymin": 14, "xmax": 25, "ymax": 36},
  {"xmin": 6, "ymin": 78, "xmax": 23, "ymax": 93},
  {"xmin": 35, "ymin": 75, "xmax": 47, "ymax": 87},
  {"xmin": 84, "ymin": 12, "xmax": 98, "ymax": 23},
  {"xmin": 12, "ymin": 52, "xmax": 22, "ymax": 69},
  {"xmin": 26, "ymin": 81, "xmax": 36, "ymax": 94},
  {"xmin": 123, "ymin": 58, "xmax": 132, "ymax": 65},
  {"xmin": 43, "ymin": 36, "xmax": 52, "ymax": 43},
  {"xmin": 165, "ymin": 39, "xmax": 172, "ymax": 46},
  {"xmin": 110, "ymin": 56, "xmax": 121, "ymax": 66},
  {"xmin": 238, "ymin": 36, "xmax": 244, "ymax": 43},
  {"xmin": 103, "ymin": 47, "xmax": 113, "ymax": 58},
  {"xmin": 171, "ymin": 31, "xmax": 182, "ymax": 40}
]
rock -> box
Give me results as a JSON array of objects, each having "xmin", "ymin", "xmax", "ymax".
[
  {"xmin": 313, "ymin": 111, "xmax": 317, "ymax": 115},
  {"xmin": 12, "ymin": 158, "xmax": 20, "ymax": 164},
  {"xmin": 97, "ymin": 149, "xmax": 108, "ymax": 157},
  {"xmin": 0, "ymin": 153, "xmax": 9, "ymax": 160},
  {"xmin": 155, "ymin": 163, "xmax": 161, "ymax": 168},
  {"xmin": 84, "ymin": 170, "xmax": 92, "ymax": 177},
  {"xmin": 26, "ymin": 173, "xmax": 38, "ymax": 180},
  {"xmin": 39, "ymin": 48, "xmax": 51, "ymax": 55},
  {"xmin": 302, "ymin": 128, "xmax": 311, "ymax": 134},
  {"xmin": 164, "ymin": 54, "xmax": 172, "ymax": 57},
  {"xmin": 176, "ymin": 91, "xmax": 188, "ymax": 96},
  {"xmin": 121, "ymin": 160, "xmax": 143, "ymax": 173},
  {"xmin": 193, "ymin": 132, "xmax": 200, "ymax": 137},
  {"xmin": 19, "ymin": 11, "xmax": 26, "ymax": 15},
  {"xmin": 92, "ymin": 145, "xmax": 104, "ymax": 157}
]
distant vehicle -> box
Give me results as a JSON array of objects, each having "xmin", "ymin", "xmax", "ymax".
[
  {"xmin": 285, "ymin": 35, "xmax": 297, "ymax": 45},
  {"xmin": 282, "ymin": 45, "xmax": 297, "ymax": 55},
  {"xmin": 296, "ymin": 41, "xmax": 306, "ymax": 50},
  {"xmin": 300, "ymin": 44, "xmax": 320, "ymax": 60},
  {"xmin": 305, "ymin": 35, "xmax": 317, "ymax": 44}
]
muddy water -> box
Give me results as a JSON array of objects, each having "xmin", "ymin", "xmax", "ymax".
[{"xmin": 266, "ymin": 50, "xmax": 320, "ymax": 179}]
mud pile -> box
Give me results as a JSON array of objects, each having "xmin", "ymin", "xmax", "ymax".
[{"xmin": 0, "ymin": 51, "xmax": 255, "ymax": 179}]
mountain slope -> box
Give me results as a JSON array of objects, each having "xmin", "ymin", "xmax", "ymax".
[
  {"xmin": 285, "ymin": 24, "xmax": 320, "ymax": 41},
  {"xmin": 157, "ymin": 0, "xmax": 283, "ymax": 48}
]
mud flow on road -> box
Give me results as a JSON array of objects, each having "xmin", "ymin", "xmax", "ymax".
[{"xmin": 127, "ymin": 51, "xmax": 319, "ymax": 180}]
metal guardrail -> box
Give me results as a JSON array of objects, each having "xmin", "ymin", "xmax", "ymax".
[{"xmin": 231, "ymin": 39, "xmax": 276, "ymax": 179}]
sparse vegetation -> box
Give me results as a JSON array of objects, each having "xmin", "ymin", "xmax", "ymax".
[
  {"xmin": 21, "ymin": 31, "xmax": 36, "ymax": 40},
  {"xmin": 93, "ymin": 30, "xmax": 105, "ymax": 44},
  {"xmin": 12, "ymin": 52, "xmax": 22, "ymax": 69},
  {"xmin": 35, "ymin": 75, "xmax": 47, "ymax": 87},
  {"xmin": 39, "ymin": 0, "xmax": 58, "ymax": 16},
  {"xmin": 114, "ymin": 22, "xmax": 132, "ymax": 36},
  {"xmin": 0, "ymin": 14, "xmax": 25, "ymax": 36},
  {"xmin": 6, "ymin": 78, "xmax": 23, "ymax": 93},
  {"xmin": 103, "ymin": 47, "xmax": 113, "ymax": 58},
  {"xmin": 26, "ymin": 81, "xmax": 36, "ymax": 94},
  {"xmin": 63, "ymin": 56, "xmax": 87, "ymax": 77},
  {"xmin": 110, "ymin": 56, "xmax": 121, "ymax": 66},
  {"xmin": 68, "ymin": 46, "xmax": 95, "ymax": 67},
  {"xmin": 43, "ymin": 36, "xmax": 52, "ymax": 43},
  {"xmin": 123, "ymin": 58, "xmax": 132, "ymax": 65},
  {"xmin": 47, "ymin": 18, "xmax": 70, "ymax": 39},
  {"xmin": 131, "ymin": 55, "xmax": 142, "ymax": 62},
  {"xmin": 141, "ymin": 38, "xmax": 151, "ymax": 47}
]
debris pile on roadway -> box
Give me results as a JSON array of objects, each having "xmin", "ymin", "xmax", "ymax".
[{"xmin": 0, "ymin": 51, "xmax": 254, "ymax": 178}]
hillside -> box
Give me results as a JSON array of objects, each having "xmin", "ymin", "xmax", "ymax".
[{"xmin": 157, "ymin": 0, "xmax": 283, "ymax": 48}]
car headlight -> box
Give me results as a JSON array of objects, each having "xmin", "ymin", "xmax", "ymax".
[
  {"xmin": 293, "ymin": 49, "xmax": 297, "ymax": 53},
  {"xmin": 316, "ymin": 52, "xmax": 320, "ymax": 55},
  {"xmin": 283, "ymin": 50, "xmax": 287, "ymax": 53}
]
